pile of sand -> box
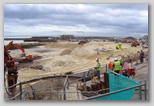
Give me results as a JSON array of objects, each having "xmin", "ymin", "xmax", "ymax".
[
  {"xmin": 60, "ymin": 49, "xmax": 72, "ymax": 56},
  {"xmin": 71, "ymin": 44, "xmax": 98, "ymax": 57},
  {"xmin": 42, "ymin": 55, "xmax": 81, "ymax": 72}
]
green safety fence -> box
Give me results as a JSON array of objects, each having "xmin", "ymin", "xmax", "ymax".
[{"xmin": 93, "ymin": 69, "xmax": 139, "ymax": 100}]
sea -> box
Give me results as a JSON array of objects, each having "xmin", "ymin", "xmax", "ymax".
[{"xmin": 4, "ymin": 36, "xmax": 37, "ymax": 45}]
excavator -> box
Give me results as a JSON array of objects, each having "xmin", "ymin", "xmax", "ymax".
[
  {"xmin": 5, "ymin": 41, "xmax": 33, "ymax": 63},
  {"xmin": 4, "ymin": 41, "xmax": 33, "ymax": 98}
]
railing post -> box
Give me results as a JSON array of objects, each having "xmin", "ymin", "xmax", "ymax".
[
  {"xmin": 84, "ymin": 71, "xmax": 86, "ymax": 82},
  {"xmin": 63, "ymin": 75, "xmax": 68, "ymax": 100},
  {"xmin": 19, "ymin": 82, "xmax": 23, "ymax": 100},
  {"xmin": 144, "ymin": 80, "xmax": 147, "ymax": 100},
  {"xmin": 106, "ymin": 64, "xmax": 108, "ymax": 73},
  {"xmin": 139, "ymin": 82, "xmax": 142, "ymax": 100},
  {"xmin": 63, "ymin": 86, "xmax": 66, "ymax": 100}
]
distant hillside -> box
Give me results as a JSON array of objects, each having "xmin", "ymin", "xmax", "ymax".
[{"xmin": 124, "ymin": 36, "xmax": 136, "ymax": 40}]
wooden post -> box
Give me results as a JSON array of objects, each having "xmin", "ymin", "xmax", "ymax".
[
  {"xmin": 104, "ymin": 73, "xmax": 109, "ymax": 93},
  {"xmin": 106, "ymin": 64, "xmax": 108, "ymax": 73},
  {"xmin": 19, "ymin": 82, "xmax": 23, "ymax": 100}
]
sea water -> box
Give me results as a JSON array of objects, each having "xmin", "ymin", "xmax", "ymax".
[
  {"xmin": 3, "ymin": 36, "xmax": 39, "ymax": 45},
  {"xmin": 4, "ymin": 40, "xmax": 24, "ymax": 45}
]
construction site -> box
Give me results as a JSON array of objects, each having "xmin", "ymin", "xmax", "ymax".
[{"xmin": 4, "ymin": 36, "xmax": 149, "ymax": 100}]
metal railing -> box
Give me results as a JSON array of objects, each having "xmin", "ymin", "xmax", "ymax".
[
  {"xmin": 4, "ymin": 61, "xmax": 148, "ymax": 100},
  {"xmin": 83, "ymin": 80, "xmax": 147, "ymax": 100}
]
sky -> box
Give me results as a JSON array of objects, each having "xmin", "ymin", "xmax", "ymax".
[{"xmin": 4, "ymin": 4, "xmax": 148, "ymax": 38}]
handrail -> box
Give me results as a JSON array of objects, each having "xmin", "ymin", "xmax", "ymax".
[
  {"xmin": 9, "ymin": 92, "xmax": 22, "ymax": 100},
  {"xmin": 83, "ymin": 83, "xmax": 146, "ymax": 100}
]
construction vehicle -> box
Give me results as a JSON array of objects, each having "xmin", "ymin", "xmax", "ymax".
[
  {"xmin": 122, "ymin": 68, "xmax": 136, "ymax": 78},
  {"xmin": 4, "ymin": 46, "xmax": 18, "ymax": 97},
  {"xmin": 131, "ymin": 41, "xmax": 140, "ymax": 47},
  {"xmin": 116, "ymin": 43, "xmax": 122, "ymax": 50},
  {"xmin": 5, "ymin": 41, "xmax": 33, "ymax": 63}
]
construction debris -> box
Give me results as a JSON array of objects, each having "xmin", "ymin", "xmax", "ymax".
[
  {"xmin": 94, "ymin": 48, "xmax": 113, "ymax": 53},
  {"xmin": 78, "ymin": 40, "xmax": 89, "ymax": 45}
]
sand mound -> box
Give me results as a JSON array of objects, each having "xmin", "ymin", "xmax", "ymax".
[
  {"xmin": 60, "ymin": 49, "xmax": 72, "ymax": 56},
  {"xmin": 52, "ymin": 60, "xmax": 66, "ymax": 67},
  {"xmin": 51, "ymin": 60, "xmax": 76, "ymax": 67},
  {"xmin": 71, "ymin": 44, "xmax": 97, "ymax": 57}
]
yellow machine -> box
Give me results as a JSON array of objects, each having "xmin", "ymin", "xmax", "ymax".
[{"xmin": 116, "ymin": 43, "xmax": 122, "ymax": 50}]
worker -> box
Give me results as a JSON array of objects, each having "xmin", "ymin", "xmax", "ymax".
[
  {"xmin": 140, "ymin": 50, "xmax": 144, "ymax": 63},
  {"xmin": 94, "ymin": 58, "xmax": 101, "ymax": 80},
  {"xmin": 112, "ymin": 58, "xmax": 122, "ymax": 74},
  {"xmin": 108, "ymin": 62, "xmax": 113, "ymax": 70}
]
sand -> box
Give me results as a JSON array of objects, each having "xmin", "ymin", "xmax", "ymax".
[{"xmin": 9, "ymin": 42, "xmax": 147, "ymax": 82}]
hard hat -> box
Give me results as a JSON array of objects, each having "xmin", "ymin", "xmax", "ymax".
[
  {"xmin": 96, "ymin": 58, "xmax": 99, "ymax": 61},
  {"xmin": 114, "ymin": 58, "xmax": 118, "ymax": 61}
]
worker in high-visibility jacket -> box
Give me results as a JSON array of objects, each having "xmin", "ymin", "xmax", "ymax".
[
  {"xmin": 112, "ymin": 58, "xmax": 122, "ymax": 74},
  {"xmin": 94, "ymin": 58, "xmax": 101, "ymax": 80}
]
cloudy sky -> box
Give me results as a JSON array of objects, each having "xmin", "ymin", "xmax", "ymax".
[{"xmin": 4, "ymin": 4, "xmax": 148, "ymax": 38}]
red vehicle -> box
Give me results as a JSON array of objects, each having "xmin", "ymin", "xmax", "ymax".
[
  {"xmin": 122, "ymin": 68, "xmax": 136, "ymax": 78},
  {"xmin": 126, "ymin": 68, "xmax": 136, "ymax": 77}
]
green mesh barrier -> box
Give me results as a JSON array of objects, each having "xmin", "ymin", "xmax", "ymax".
[{"xmin": 92, "ymin": 69, "xmax": 139, "ymax": 100}]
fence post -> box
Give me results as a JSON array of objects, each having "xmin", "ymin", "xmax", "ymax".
[
  {"xmin": 19, "ymin": 82, "xmax": 22, "ymax": 100},
  {"xmin": 63, "ymin": 75, "xmax": 68, "ymax": 100},
  {"xmin": 63, "ymin": 86, "xmax": 66, "ymax": 100},
  {"xmin": 84, "ymin": 71, "xmax": 86, "ymax": 82},
  {"xmin": 139, "ymin": 82, "xmax": 142, "ymax": 100},
  {"xmin": 106, "ymin": 64, "xmax": 108, "ymax": 73},
  {"xmin": 144, "ymin": 80, "xmax": 147, "ymax": 100}
]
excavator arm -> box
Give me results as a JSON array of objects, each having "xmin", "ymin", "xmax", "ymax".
[
  {"xmin": 6, "ymin": 41, "xmax": 25, "ymax": 53},
  {"xmin": 5, "ymin": 41, "xmax": 33, "ymax": 63}
]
